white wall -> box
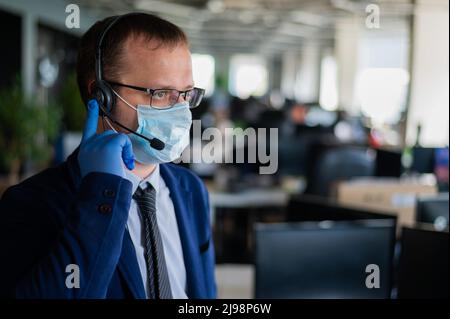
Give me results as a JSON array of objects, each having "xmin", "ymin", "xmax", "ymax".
[
  {"xmin": 355, "ymin": 20, "xmax": 410, "ymax": 126},
  {"xmin": 407, "ymin": 0, "xmax": 449, "ymax": 146},
  {"xmin": 335, "ymin": 15, "xmax": 411, "ymax": 120},
  {"xmin": 280, "ymin": 50, "xmax": 301, "ymax": 100},
  {"xmin": 295, "ymin": 42, "xmax": 321, "ymax": 103},
  {"xmin": 335, "ymin": 16, "xmax": 362, "ymax": 115}
]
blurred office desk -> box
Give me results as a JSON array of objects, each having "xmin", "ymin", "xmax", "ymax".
[
  {"xmin": 215, "ymin": 264, "xmax": 254, "ymax": 299},
  {"xmin": 209, "ymin": 188, "xmax": 289, "ymax": 209},
  {"xmin": 208, "ymin": 188, "xmax": 290, "ymax": 264},
  {"xmin": 336, "ymin": 175, "xmax": 438, "ymax": 232}
]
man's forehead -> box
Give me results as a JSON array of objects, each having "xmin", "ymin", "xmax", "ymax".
[
  {"xmin": 122, "ymin": 35, "xmax": 190, "ymax": 59},
  {"xmin": 121, "ymin": 37, "xmax": 191, "ymax": 75},
  {"xmin": 118, "ymin": 35, "xmax": 193, "ymax": 88}
]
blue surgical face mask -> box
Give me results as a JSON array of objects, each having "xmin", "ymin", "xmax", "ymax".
[{"xmin": 111, "ymin": 90, "xmax": 192, "ymax": 164}]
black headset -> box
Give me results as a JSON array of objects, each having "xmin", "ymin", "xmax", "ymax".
[{"xmin": 93, "ymin": 13, "xmax": 165, "ymax": 151}]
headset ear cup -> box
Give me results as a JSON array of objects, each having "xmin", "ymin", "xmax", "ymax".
[
  {"xmin": 94, "ymin": 81, "xmax": 115, "ymax": 114},
  {"xmin": 104, "ymin": 82, "xmax": 116, "ymax": 113},
  {"xmin": 92, "ymin": 86, "xmax": 105, "ymax": 110}
]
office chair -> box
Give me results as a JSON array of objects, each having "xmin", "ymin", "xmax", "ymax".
[
  {"xmin": 416, "ymin": 193, "xmax": 449, "ymax": 231},
  {"xmin": 397, "ymin": 226, "xmax": 449, "ymax": 299}
]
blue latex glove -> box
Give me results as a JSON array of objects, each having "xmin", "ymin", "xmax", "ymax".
[{"xmin": 78, "ymin": 99, "xmax": 135, "ymax": 178}]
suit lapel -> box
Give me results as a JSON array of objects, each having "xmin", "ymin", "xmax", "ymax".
[{"xmin": 160, "ymin": 164, "xmax": 206, "ymax": 298}]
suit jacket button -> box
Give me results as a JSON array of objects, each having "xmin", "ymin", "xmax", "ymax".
[
  {"xmin": 98, "ymin": 203, "xmax": 112, "ymax": 214},
  {"xmin": 103, "ymin": 189, "xmax": 116, "ymax": 198}
]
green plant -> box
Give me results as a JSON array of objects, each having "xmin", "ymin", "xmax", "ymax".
[
  {"xmin": 59, "ymin": 71, "xmax": 85, "ymax": 132},
  {"xmin": 0, "ymin": 78, "xmax": 61, "ymax": 178}
]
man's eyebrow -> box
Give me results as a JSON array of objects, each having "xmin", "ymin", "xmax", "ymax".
[{"xmin": 152, "ymin": 84, "xmax": 195, "ymax": 90}]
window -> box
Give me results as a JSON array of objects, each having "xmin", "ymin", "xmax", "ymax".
[
  {"xmin": 356, "ymin": 68, "xmax": 409, "ymax": 125},
  {"xmin": 229, "ymin": 54, "xmax": 268, "ymax": 99}
]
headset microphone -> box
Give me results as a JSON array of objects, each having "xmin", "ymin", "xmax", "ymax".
[
  {"xmin": 98, "ymin": 103, "xmax": 165, "ymax": 151},
  {"xmin": 93, "ymin": 13, "xmax": 165, "ymax": 151}
]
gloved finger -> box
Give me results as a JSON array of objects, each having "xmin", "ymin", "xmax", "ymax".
[
  {"xmin": 92, "ymin": 130, "xmax": 116, "ymax": 145},
  {"xmin": 81, "ymin": 99, "xmax": 99, "ymax": 144},
  {"xmin": 118, "ymin": 134, "xmax": 135, "ymax": 170},
  {"xmin": 98, "ymin": 130, "xmax": 117, "ymax": 138}
]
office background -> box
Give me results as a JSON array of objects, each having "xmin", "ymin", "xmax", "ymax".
[{"xmin": 0, "ymin": 0, "xmax": 448, "ymax": 299}]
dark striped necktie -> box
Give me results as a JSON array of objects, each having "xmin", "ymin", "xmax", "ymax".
[{"xmin": 133, "ymin": 183, "xmax": 172, "ymax": 299}]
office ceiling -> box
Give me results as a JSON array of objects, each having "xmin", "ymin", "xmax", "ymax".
[{"xmin": 77, "ymin": 0, "xmax": 413, "ymax": 55}]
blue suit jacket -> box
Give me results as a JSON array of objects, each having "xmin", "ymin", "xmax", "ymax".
[{"xmin": 0, "ymin": 149, "xmax": 216, "ymax": 299}]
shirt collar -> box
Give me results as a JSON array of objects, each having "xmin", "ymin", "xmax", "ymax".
[{"xmin": 124, "ymin": 164, "xmax": 160, "ymax": 194}]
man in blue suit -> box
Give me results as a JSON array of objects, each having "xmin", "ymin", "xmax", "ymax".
[{"xmin": 0, "ymin": 13, "xmax": 216, "ymax": 299}]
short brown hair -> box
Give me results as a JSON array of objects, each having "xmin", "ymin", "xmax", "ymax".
[{"xmin": 76, "ymin": 13, "xmax": 188, "ymax": 104}]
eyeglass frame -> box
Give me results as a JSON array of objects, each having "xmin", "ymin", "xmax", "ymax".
[{"xmin": 106, "ymin": 80, "xmax": 205, "ymax": 109}]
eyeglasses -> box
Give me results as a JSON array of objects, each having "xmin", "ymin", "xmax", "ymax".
[{"xmin": 107, "ymin": 80, "xmax": 205, "ymax": 109}]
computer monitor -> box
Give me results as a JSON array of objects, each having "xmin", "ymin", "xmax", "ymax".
[
  {"xmin": 278, "ymin": 137, "xmax": 310, "ymax": 177},
  {"xmin": 375, "ymin": 148, "xmax": 403, "ymax": 178},
  {"xmin": 411, "ymin": 147, "xmax": 435, "ymax": 174},
  {"xmin": 416, "ymin": 193, "xmax": 449, "ymax": 231},
  {"xmin": 305, "ymin": 144, "xmax": 375, "ymax": 197},
  {"xmin": 397, "ymin": 226, "xmax": 449, "ymax": 299},
  {"xmin": 254, "ymin": 219, "xmax": 396, "ymax": 299},
  {"xmin": 287, "ymin": 194, "xmax": 396, "ymax": 222}
]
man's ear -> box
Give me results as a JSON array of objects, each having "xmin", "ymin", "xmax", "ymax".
[{"xmin": 87, "ymin": 79, "xmax": 96, "ymax": 98}]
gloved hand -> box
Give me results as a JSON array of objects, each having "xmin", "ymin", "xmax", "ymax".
[{"xmin": 78, "ymin": 99, "xmax": 135, "ymax": 179}]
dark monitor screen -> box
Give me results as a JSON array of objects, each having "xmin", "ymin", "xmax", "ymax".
[
  {"xmin": 255, "ymin": 220, "xmax": 396, "ymax": 299},
  {"xmin": 375, "ymin": 149, "xmax": 403, "ymax": 178},
  {"xmin": 411, "ymin": 147, "xmax": 435, "ymax": 174},
  {"xmin": 397, "ymin": 226, "xmax": 449, "ymax": 299},
  {"xmin": 416, "ymin": 193, "xmax": 449, "ymax": 230}
]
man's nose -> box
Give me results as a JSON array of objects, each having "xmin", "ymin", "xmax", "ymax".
[{"xmin": 178, "ymin": 93, "xmax": 188, "ymax": 103}]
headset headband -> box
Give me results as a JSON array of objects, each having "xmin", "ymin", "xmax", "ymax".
[{"xmin": 95, "ymin": 13, "xmax": 141, "ymax": 83}]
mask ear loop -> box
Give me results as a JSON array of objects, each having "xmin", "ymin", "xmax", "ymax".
[
  {"xmin": 101, "ymin": 116, "xmax": 107, "ymax": 131},
  {"xmin": 103, "ymin": 116, "xmax": 118, "ymax": 133},
  {"xmin": 111, "ymin": 88, "xmax": 138, "ymax": 111},
  {"xmin": 103, "ymin": 88, "xmax": 138, "ymax": 133}
]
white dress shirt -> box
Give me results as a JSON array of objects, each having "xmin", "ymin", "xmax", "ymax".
[{"xmin": 125, "ymin": 165, "xmax": 188, "ymax": 299}]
